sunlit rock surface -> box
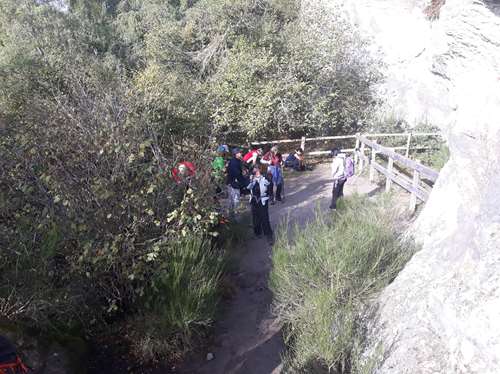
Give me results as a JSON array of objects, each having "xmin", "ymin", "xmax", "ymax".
[{"xmin": 307, "ymin": 0, "xmax": 500, "ymax": 372}]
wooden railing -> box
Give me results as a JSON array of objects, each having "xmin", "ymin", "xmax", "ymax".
[
  {"xmin": 251, "ymin": 132, "xmax": 440, "ymax": 158},
  {"xmin": 356, "ymin": 135, "xmax": 440, "ymax": 211},
  {"xmin": 251, "ymin": 132, "xmax": 442, "ymax": 211}
]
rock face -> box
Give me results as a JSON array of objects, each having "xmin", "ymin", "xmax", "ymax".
[
  {"xmin": 323, "ymin": 0, "xmax": 500, "ymax": 373},
  {"xmin": 341, "ymin": 0, "xmax": 500, "ymax": 128}
]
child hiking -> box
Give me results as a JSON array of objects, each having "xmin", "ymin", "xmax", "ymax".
[{"xmin": 247, "ymin": 165, "xmax": 273, "ymax": 245}]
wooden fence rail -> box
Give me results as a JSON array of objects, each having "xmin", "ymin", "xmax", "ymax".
[
  {"xmin": 251, "ymin": 132, "xmax": 441, "ymax": 158},
  {"xmin": 251, "ymin": 132, "xmax": 442, "ymax": 211},
  {"xmin": 355, "ymin": 134, "xmax": 440, "ymax": 212}
]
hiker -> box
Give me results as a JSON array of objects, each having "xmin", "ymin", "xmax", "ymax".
[
  {"xmin": 330, "ymin": 147, "xmax": 348, "ymax": 210},
  {"xmin": 226, "ymin": 148, "xmax": 247, "ymax": 217},
  {"xmin": 284, "ymin": 148, "xmax": 305, "ymax": 171},
  {"xmin": 340, "ymin": 152, "xmax": 355, "ymax": 197},
  {"xmin": 247, "ymin": 164, "xmax": 273, "ymax": 244},
  {"xmin": 243, "ymin": 147, "xmax": 263, "ymax": 169},
  {"xmin": 261, "ymin": 146, "xmax": 283, "ymax": 203},
  {"xmin": 172, "ymin": 161, "xmax": 196, "ymax": 184},
  {"xmin": 212, "ymin": 144, "xmax": 229, "ymax": 199},
  {"xmin": 0, "ymin": 335, "xmax": 29, "ymax": 374},
  {"xmin": 212, "ymin": 144, "xmax": 229, "ymax": 174}
]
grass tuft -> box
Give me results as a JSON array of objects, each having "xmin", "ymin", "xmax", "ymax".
[
  {"xmin": 128, "ymin": 234, "xmax": 224, "ymax": 362},
  {"xmin": 270, "ymin": 194, "xmax": 415, "ymax": 373}
]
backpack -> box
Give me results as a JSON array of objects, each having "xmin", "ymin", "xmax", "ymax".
[
  {"xmin": 251, "ymin": 181, "xmax": 261, "ymax": 201},
  {"xmin": 0, "ymin": 336, "xmax": 29, "ymax": 374},
  {"xmin": 344, "ymin": 156, "xmax": 354, "ymax": 178},
  {"xmin": 250, "ymin": 177, "xmax": 269, "ymax": 203}
]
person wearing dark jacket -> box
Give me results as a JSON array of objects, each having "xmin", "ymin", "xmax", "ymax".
[
  {"xmin": 226, "ymin": 148, "xmax": 247, "ymax": 217},
  {"xmin": 247, "ymin": 165, "xmax": 273, "ymax": 244}
]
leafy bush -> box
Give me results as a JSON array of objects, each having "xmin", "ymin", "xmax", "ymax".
[
  {"xmin": 0, "ymin": 0, "xmax": 384, "ymax": 366},
  {"xmin": 270, "ymin": 195, "xmax": 415, "ymax": 373},
  {"xmin": 209, "ymin": 1, "xmax": 382, "ymax": 142},
  {"xmin": 427, "ymin": 144, "xmax": 449, "ymax": 170},
  {"xmin": 407, "ymin": 124, "xmax": 448, "ymax": 170},
  {"xmin": 0, "ymin": 0, "xmax": 224, "ymax": 362}
]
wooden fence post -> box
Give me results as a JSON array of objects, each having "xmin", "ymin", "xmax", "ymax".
[
  {"xmin": 409, "ymin": 159, "xmax": 421, "ymax": 212},
  {"xmin": 300, "ymin": 136, "xmax": 306, "ymax": 151},
  {"xmin": 359, "ymin": 142, "xmax": 366, "ymax": 172},
  {"xmin": 354, "ymin": 133, "xmax": 360, "ymax": 165},
  {"xmin": 405, "ymin": 132, "xmax": 412, "ymax": 158},
  {"xmin": 369, "ymin": 139, "xmax": 377, "ymax": 183},
  {"xmin": 386, "ymin": 150, "xmax": 394, "ymax": 193}
]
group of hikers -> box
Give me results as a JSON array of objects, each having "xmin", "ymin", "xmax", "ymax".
[
  {"xmin": 216, "ymin": 144, "xmax": 354, "ymax": 244},
  {"xmin": 223, "ymin": 145, "xmax": 302, "ymax": 245},
  {"xmin": 171, "ymin": 143, "xmax": 354, "ymax": 246}
]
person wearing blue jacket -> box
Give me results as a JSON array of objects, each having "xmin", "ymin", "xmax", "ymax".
[
  {"xmin": 226, "ymin": 148, "xmax": 247, "ymax": 217},
  {"xmin": 247, "ymin": 165, "xmax": 273, "ymax": 245}
]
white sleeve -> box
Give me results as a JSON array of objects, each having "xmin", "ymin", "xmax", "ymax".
[{"xmin": 331, "ymin": 159, "xmax": 339, "ymax": 177}]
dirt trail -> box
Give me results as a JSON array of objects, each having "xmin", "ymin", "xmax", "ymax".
[{"xmin": 180, "ymin": 164, "xmax": 378, "ymax": 374}]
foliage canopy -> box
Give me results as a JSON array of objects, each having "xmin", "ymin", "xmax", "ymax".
[{"xmin": 0, "ymin": 0, "xmax": 382, "ymax": 365}]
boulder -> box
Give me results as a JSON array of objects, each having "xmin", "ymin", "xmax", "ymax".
[
  {"xmin": 304, "ymin": 0, "xmax": 500, "ymax": 372},
  {"xmin": 321, "ymin": 0, "xmax": 500, "ymax": 372},
  {"xmin": 371, "ymin": 84, "xmax": 500, "ymax": 373}
]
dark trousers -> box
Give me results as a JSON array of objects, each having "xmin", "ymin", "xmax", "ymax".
[
  {"xmin": 285, "ymin": 159, "xmax": 305, "ymax": 171},
  {"xmin": 268, "ymin": 181, "xmax": 283, "ymax": 201},
  {"xmin": 339, "ymin": 179, "xmax": 345, "ymax": 198},
  {"xmin": 251, "ymin": 199, "xmax": 273, "ymax": 237},
  {"xmin": 330, "ymin": 178, "xmax": 346, "ymax": 209}
]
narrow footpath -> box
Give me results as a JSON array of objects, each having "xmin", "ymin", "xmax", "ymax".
[{"xmin": 180, "ymin": 164, "xmax": 377, "ymax": 374}]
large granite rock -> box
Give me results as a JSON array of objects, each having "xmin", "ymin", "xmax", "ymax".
[
  {"xmin": 347, "ymin": 1, "xmax": 499, "ymax": 373},
  {"xmin": 340, "ymin": 0, "xmax": 500, "ymax": 129},
  {"xmin": 306, "ymin": 0, "xmax": 500, "ymax": 373},
  {"xmin": 372, "ymin": 81, "xmax": 500, "ymax": 374}
]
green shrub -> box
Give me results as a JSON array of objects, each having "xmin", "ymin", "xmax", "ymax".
[
  {"xmin": 128, "ymin": 234, "xmax": 223, "ymax": 362},
  {"xmin": 422, "ymin": 144, "xmax": 450, "ymax": 170},
  {"xmin": 270, "ymin": 195, "xmax": 415, "ymax": 373}
]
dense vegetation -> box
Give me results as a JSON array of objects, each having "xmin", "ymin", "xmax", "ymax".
[
  {"xmin": 271, "ymin": 196, "xmax": 415, "ymax": 373},
  {"xmin": 0, "ymin": 0, "xmax": 381, "ymax": 366}
]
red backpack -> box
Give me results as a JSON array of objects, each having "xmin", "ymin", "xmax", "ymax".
[{"xmin": 0, "ymin": 336, "xmax": 29, "ymax": 374}]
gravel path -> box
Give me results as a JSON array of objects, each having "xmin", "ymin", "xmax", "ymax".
[{"xmin": 180, "ymin": 164, "xmax": 378, "ymax": 374}]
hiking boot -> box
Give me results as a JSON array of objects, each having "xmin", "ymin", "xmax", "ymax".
[{"xmin": 267, "ymin": 236, "xmax": 274, "ymax": 245}]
